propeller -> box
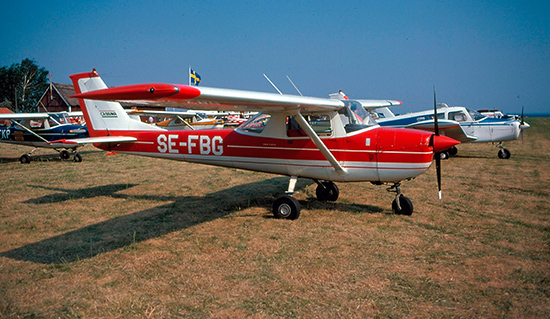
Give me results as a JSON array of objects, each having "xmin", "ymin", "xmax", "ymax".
[
  {"xmin": 521, "ymin": 106, "xmax": 525, "ymax": 144},
  {"xmin": 433, "ymin": 86, "xmax": 442, "ymax": 199}
]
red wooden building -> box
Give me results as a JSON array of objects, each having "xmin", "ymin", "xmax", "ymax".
[{"xmin": 35, "ymin": 83, "xmax": 80, "ymax": 113}]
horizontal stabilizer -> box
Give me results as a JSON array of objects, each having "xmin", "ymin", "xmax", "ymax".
[
  {"xmin": 353, "ymin": 99, "xmax": 402, "ymax": 110},
  {"xmin": 48, "ymin": 136, "xmax": 137, "ymax": 147}
]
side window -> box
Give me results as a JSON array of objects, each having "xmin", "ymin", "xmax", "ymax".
[
  {"xmin": 308, "ymin": 114, "xmax": 332, "ymax": 136},
  {"xmin": 240, "ymin": 113, "xmax": 271, "ymax": 133},
  {"xmin": 285, "ymin": 115, "xmax": 332, "ymax": 137},
  {"xmin": 449, "ymin": 111, "xmax": 467, "ymax": 122},
  {"xmin": 286, "ymin": 116, "xmax": 306, "ymax": 137}
]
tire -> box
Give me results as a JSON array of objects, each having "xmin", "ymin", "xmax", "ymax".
[
  {"xmin": 315, "ymin": 181, "xmax": 339, "ymax": 201},
  {"xmin": 392, "ymin": 196, "xmax": 414, "ymax": 215},
  {"xmin": 20, "ymin": 154, "xmax": 31, "ymax": 164},
  {"xmin": 60, "ymin": 150, "xmax": 70, "ymax": 160},
  {"xmin": 73, "ymin": 153, "xmax": 83, "ymax": 162},
  {"xmin": 439, "ymin": 152, "xmax": 450, "ymax": 160},
  {"xmin": 448, "ymin": 146, "xmax": 458, "ymax": 157},
  {"xmin": 272, "ymin": 196, "xmax": 301, "ymax": 220},
  {"xmin": 498, "ymin": 148, "xmax": 511, "ymax": 159}
]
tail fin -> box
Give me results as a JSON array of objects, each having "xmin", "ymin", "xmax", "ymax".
[{"xmin": 70, "ymin": 69, "xmax": 162, "ymax": 137}]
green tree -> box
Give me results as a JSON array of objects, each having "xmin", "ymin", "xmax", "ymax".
[{"xmin": 0, "ymin": 58, "xmax": 49, "ymax": 112}]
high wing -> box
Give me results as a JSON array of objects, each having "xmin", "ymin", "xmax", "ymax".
[
  {"xmin": 405, "ymin": 119, "xmax": 478, "ymax": 143},
  {"xmin": 0, "ymin": 113, "xmax": 50, "ymax": 120},
  {"xmin": 71, "ymin": 79, "xmax": 400, "ymax": 113}
]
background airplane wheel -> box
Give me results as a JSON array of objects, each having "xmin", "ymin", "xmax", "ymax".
[
  {"xmin": 315, "ymin": 181, "xmax": 339, "ymax": 201},
  {"xmin": 73, "ymin": 153, "xmax": 83, "ymax": 162},
  {"xmin": 60, "ymin": 150, "xmax": 70, "ymax": 160},
  {"xmin": 498, "ymin": 148, "xmax": 511, "ymax": 159},
  {"xmin": 392, "ymin": 195, "xmax": 414, "ymax": 215},
  {"xmin": 440, "ymin": 151, "xmax": 450, "ymax": 160},
  {"xmin": 19, "ymin": 154, "xmax": 31, "ymax": 164},
  {"xmin": 448, "ymin": 146, "xmax": 458, "ymax": 157},
  {"xmin": 272, "ymin": 196, "xmax": 301, "ymax": 220}
]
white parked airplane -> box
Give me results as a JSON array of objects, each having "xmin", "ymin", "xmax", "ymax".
[{"xmin": 371, "ymin": 103, "xmax": 530, "ymax": 159}]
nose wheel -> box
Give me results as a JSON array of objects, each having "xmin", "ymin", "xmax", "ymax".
[
  {"xmin": 387, "ymin": 183, "xmax": 414, "ymax": 215},
  {"xmin": 497, "ymin": 143, "xmax": 511, "ymax": 159}
]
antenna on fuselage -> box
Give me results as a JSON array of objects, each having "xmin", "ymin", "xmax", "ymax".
[
  {"xmin": 263, "ymin": 74, "xmax": 282, "ymax": 95},
  {"xmin": 286, "ymin": 75, "xmax": 303, "ymax": 96}
]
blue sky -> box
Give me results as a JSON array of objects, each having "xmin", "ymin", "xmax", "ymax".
[{"xmin": 2, "ymin": 0, "xmax": 549, "ymax": 114}]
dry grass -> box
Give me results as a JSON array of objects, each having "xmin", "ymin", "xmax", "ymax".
[{"xmin": 1, "ymin": 118, "xmax": 549, "ymax": 318}]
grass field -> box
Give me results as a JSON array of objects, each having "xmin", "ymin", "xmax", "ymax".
[{"xmin": 1, "ymin": 118, "xmax": 549, "ymax": 318}]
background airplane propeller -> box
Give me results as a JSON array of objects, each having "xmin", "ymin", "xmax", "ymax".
[{"xmin": 521, "ymin": 106, "xmax": 525, "ymax": 143}]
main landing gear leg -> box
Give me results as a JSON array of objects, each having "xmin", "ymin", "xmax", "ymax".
[
  {"xmin": 272, "ymin": 176, "xmax": 301, "ymax": 220},
  {"xmin": 496, "ymin": 142, "xmax": 511, "ymax": 159},
  {"xmin": 387, "ymin": 183, "xmax": 414, "ymax": 215}
]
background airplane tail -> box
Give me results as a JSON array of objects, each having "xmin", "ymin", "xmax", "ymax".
[{"xmin": 70, "ymin": 69, "xmax": 162, "ymax": 136}]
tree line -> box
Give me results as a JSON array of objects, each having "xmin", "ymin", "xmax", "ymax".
[{"xmin": 0, "ymin": 58, "xmax": 49, "ymax": 113}]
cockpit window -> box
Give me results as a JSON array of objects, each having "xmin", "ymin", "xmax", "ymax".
[{"xmin": 238, "ymin": 113, "xmax": 271, "ymax": 133}]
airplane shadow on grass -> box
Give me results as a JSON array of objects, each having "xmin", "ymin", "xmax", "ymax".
[{"xmin": 2, "ymin": 177, "xmax": 384, "ymax": 264}]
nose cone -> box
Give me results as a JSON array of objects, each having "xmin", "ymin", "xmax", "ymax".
[
  {"xmin": 432, "ymin": 135, "xmax": 460, "ymax": 153},
  {"xmin": 520, "ymin": 122, "xmax": 530, "ymax": 130}
]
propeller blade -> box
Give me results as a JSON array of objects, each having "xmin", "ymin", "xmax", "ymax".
[
  {"xmin": 433, "ymin": 86, "xmax": 439, "ymax": 136},
  {"xmin": 521, "ymin": 106, "xmax": 525, "ymax": 126},
  {"xmin": 433, "ymin": 86, "xmax": 442, "ymax": 199},
  {"xmin": 436, "ymin": 154, "xmax": 442, "ymax": 199}
]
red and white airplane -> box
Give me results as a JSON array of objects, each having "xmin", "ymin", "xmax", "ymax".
[{"xmin": 69, "ymin": 69, "xmax": 459, "ymax": 219}]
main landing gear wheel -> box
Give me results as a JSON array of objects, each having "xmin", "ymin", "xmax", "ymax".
[
  {"xmin": 392, "ymin": 195, "xmax": 414, "ymax": 215},
  {"xmin": 272, "ymin": 196, "xmax": 301, "ymax": 220},
  {"xmin": 60, "ymin": 150, "xmax": 70, "ymax": 160},
  {"xmin": 387, "ymin": 182, "xmax": 414, "ymax": 215},
  {"xmin": 19, "ymin": 154, "xmax": 31, "ymax": 164},
  {"xmin": 498, "ymin": 148, "xmax": 511, "ymax": 159},
  {"xmin": 73, "ymin": 153, "xmax": 83, "ymax": 162},
  {"xmin": 315, "ymin": 181, "xmax": 339, "ymax": 201}
]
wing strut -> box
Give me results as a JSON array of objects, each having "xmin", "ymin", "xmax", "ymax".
[{"xmin": 290, "ymin": 110, "xmax": 348, "ymax": 175}]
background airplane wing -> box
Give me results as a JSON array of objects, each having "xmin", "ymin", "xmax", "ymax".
[
  {"xmin": 406, "ymin": 120, "xmax": 477, "ymax": 143},
  {"xmin": 73, "ymin": 84, "xmax": 346, "ymax": 113},
  {"xmin": 0, "ymin": 113, "xmax": 50, "ymax": 120}
]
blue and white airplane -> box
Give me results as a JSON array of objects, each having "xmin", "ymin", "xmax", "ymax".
[
  {"xmin": 371, "ymin": 103, "xmax": 530, "ymax": 159},
  {"xmin": 0, "ymin": 112, "xmax": 132, "ymax": 163}
]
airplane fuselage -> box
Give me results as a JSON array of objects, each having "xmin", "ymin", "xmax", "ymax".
[
  {"xmin": 0, "ymin": 124, "xmax": 88, "ymax": 148},
  {"xmin": 90, "ymin": 125, "xmax": 437, "ymax": 183},
  {"xmin": 375, "ymin": 106, "xmax": 526, "ymax": 143}
]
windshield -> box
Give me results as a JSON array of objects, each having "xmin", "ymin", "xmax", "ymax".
[
  {"xmin": 467, "ymin": 108, "xmax": 486, "ymax": 121},
  {"xmin": 48, "ymin": 113, "xmax": 71, "ymax": 125},
  {"xmin": 339, "ymin": 101, "xmax": 377, "ymax": 132}
]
